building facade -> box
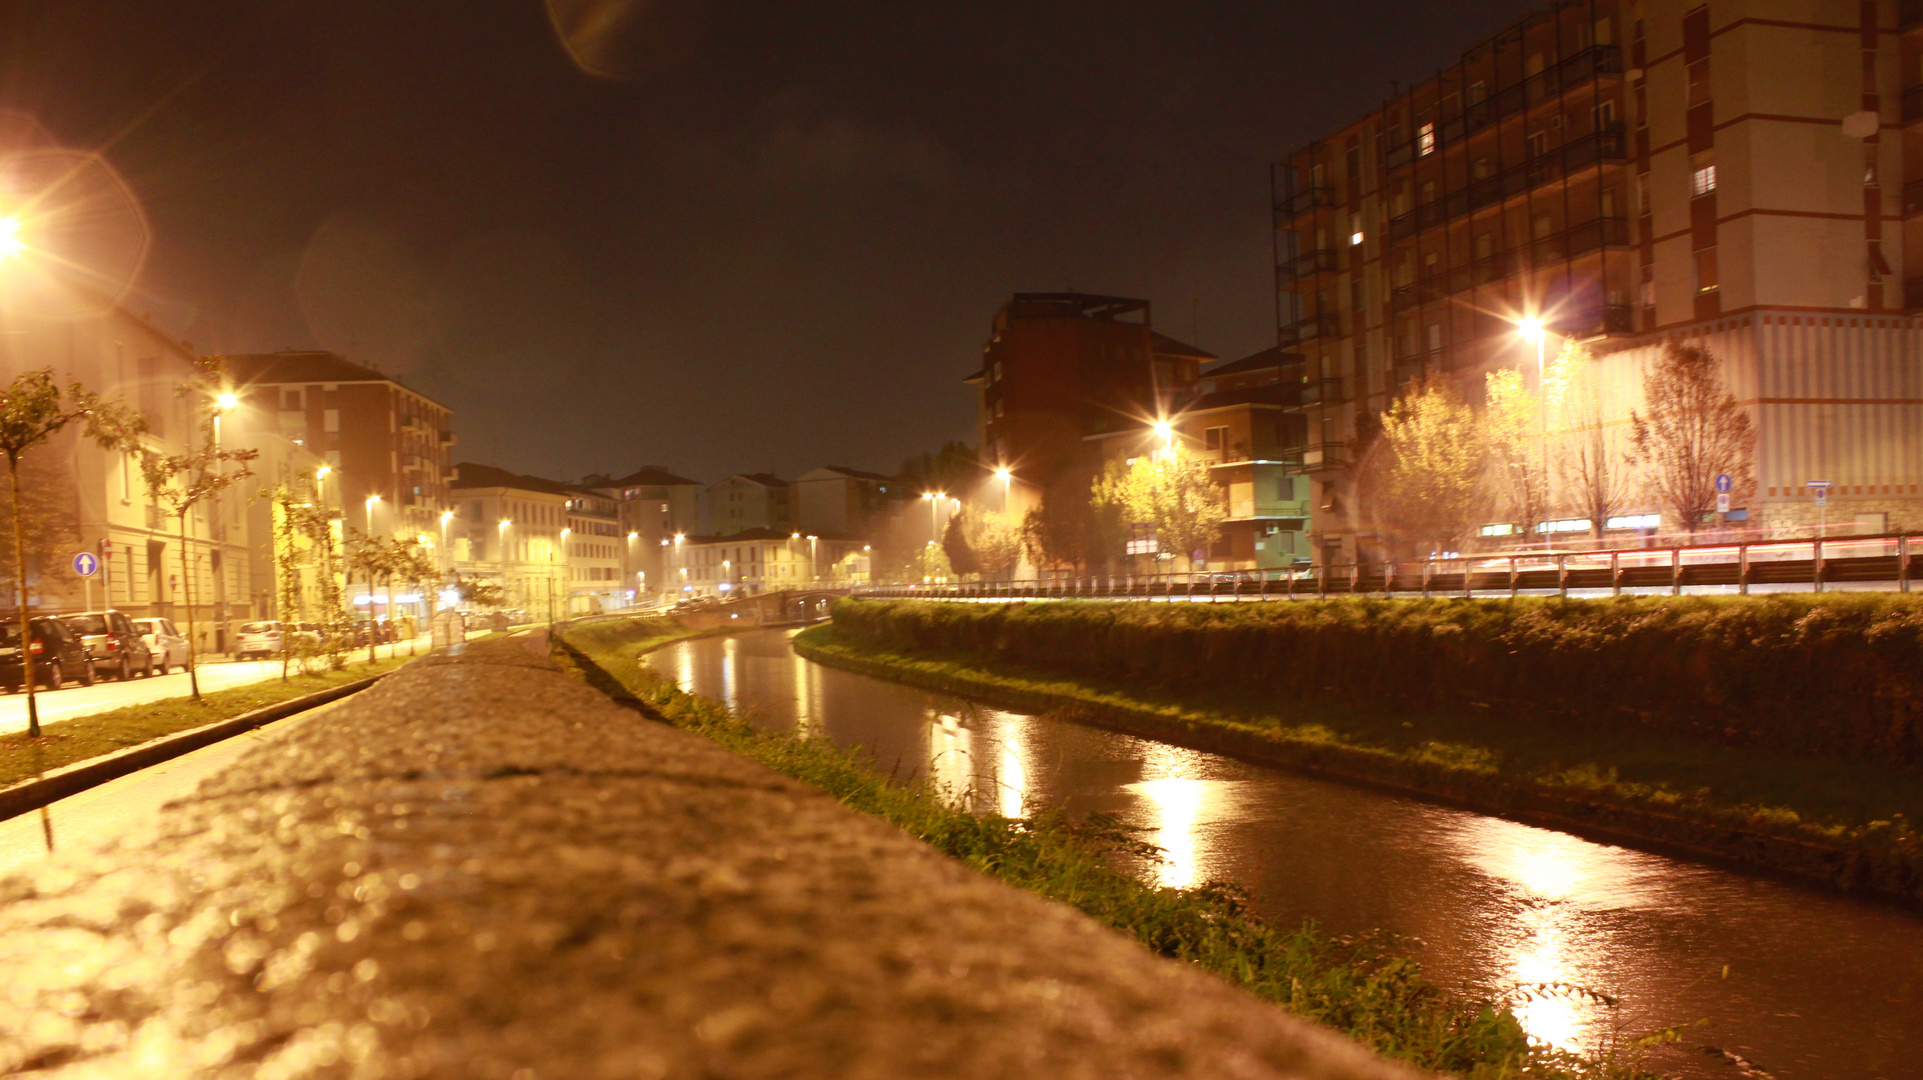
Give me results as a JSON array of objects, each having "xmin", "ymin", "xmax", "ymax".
[
  {"xmin": 967, "ymin": 294, "xmax": 1213, "ymax": 496},
  {"xmin": 705, "ymin": 473, "xmax": 790, "ymax": 536},
  {"xmin": 792, "ymin": 466, "xmax": 902, "ymax": 538},
  {"xmin": 671, "ymin": 528, "xmax": 869, "ymax": 598},
  {"xmin": 1275, "ymin": 0, "xmax": 1923, "ymax": 561},
  {"xmin": 562, "ymin": 487, "xmax": 625, "ymax": 613},
  {"xmin": 226, "ymin": 352, "xmax": 456, "ymax": 547},
  {"xmin": 448, "ymin": 463, "xmax": 569, "ymax": 617},
  {"xmin": 580, "ymin": 466, "xmax": 704, "ymax": 605}
]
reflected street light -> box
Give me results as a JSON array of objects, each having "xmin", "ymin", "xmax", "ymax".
[{"xmin": 1515, "ymin": 316, "xmax": 1552, "ymax": 549}]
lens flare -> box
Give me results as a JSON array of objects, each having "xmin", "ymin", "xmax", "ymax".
[{"xmin": 0, "ymin": 145, "xmax": 150, "ymax": 318}]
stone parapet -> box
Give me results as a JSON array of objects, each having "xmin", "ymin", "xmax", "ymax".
[{"xmin": 0, "ymin": 633, "xmax": 1417, "ymax": 1080}]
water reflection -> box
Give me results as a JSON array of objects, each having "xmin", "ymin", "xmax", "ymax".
[{"xmin": 645, "ymin": 630, "xmax": 1923, "ymax": 1080}]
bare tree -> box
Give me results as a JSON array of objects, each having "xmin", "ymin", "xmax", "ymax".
[
  {"xmin": 140, "ymin": 359, "xmax": 258, "ymax": 702},
  {"xmin": 0, "ymin": 370, "xmax": 145, "ymax": 736},
  {"xmin": 1369, "ymin": 377, "xmax": 1487, "ymax": 556},
  {"xmin": 1630, "ymin": 342, "xmax": 1755, "ymax": 534},
  {"xmin": 1554, "ymin": 344, "xmax": 1637, "ymax": 539}
]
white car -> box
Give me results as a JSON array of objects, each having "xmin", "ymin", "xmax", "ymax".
[
  {"xmin": 132, "ymin": 617, "xmax": 189, "ymax": 674},
  {"xmin": 234, "ymin": 621, "xmax": 289, "ymax": 661}
]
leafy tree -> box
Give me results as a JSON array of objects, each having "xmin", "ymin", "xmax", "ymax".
[
  {"xmin": 1370, "ymin": 377, "xmax": 1486, "ymax": 557},
  {"xmin": 964, "ymin": 507, "xmax": 1022, "ymax": 580},
  {"xmin": 940, "ymin": 514, "xmax": 980, "ymax": 577},
  {"xmin": 0, "ymin": 370, "xmax": 145, "ymax": 735},
  {"xmin": 0, "ymin": 456, "xmax": 79, "ymax": 608},
  {"xmin": 270, "ymin": 478, "xmax": 350, "ymax": 677},
  {"xmin": 1484, "ymin": 367, "xmax": 1551, "ymax": 540},
  {"xmin": 1554, "ymin": 344, "xmax": 1636, "ymax": 539},
  {"xmin": 454, "ymin": 572, "xmax": 505, "ymax": 608},
  {"xmin": 1106, "ymin": 444, "xmax": 1226, "ymax": 573},
  {"xmin": 895, "ymin": 441, "xmax": 979, "ymax": 498},
  {"xmin": 1020, "ymin": 463, "xmax": 1124, "ymax": 575},
  {"xmin": 1630, "ymin": 342, "xmax": 1755, "ymax": 534}
]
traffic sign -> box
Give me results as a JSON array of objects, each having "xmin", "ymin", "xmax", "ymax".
[
  {"xmin": 1715, "ymin": 473, "xmax": 1732, "ymax": 494},
  {"xmin": 1815, "ymin": 488, "xmax": 1829, "ymax": 507},
  {"xmin": 1806, "ymin": 480, "xmax": 1832, "ymax": 490},
  {"xmin": 72, "ymin": 552, "xmax": 98, "ymax": 577},
  {"xmin": 1716, "ymin": 492, "xmax": 1731, "ymax": 514}
]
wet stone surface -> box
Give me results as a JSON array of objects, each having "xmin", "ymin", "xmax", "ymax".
[{"xmin": 0, "ymin": 634, "xmax": 1415, "ymax": 1079}]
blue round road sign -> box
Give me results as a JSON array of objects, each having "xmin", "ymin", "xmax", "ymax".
[
  {"xmin": 1715, "ymin": 473, "xmax": 1732, "ymax": 494},
  {"xmin": 72, "ymin": 552, "xmax": 98, "ymax": 577}
]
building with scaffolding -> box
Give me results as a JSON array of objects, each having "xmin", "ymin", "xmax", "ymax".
[{"xmin": 1274, "ymin": 0, "xmax": 1923, "ymax": 563}]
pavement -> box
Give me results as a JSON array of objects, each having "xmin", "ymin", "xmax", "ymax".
[
  {"xmin": 0, "ymin": 630, "xmax": 1418, "ymax": 1080},
  {"xmin": 0, "ymin": 637, "xmax": 433, "ymax": 737}
]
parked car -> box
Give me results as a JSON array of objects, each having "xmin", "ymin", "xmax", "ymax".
[
  {"xmin": 60, "ymin": 610, "xmax": 155, "ymax": 680},
  {"xmin": 292, "ymin": 621, "xmax": 323, "ymax": 649},
  {"xmin": 0, "ymin": 616, "xmax": 95, "ymax": 692},
  {"xmin": 235, "ymin": 620, "xmax": 291, "ymax": 660},
  {"xmin": 132, "ymin": 617, "xmax": 189, "ymax": 674}
]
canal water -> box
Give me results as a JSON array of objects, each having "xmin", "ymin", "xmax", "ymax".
[{"xmin": 648, "ymin": 629, "xmax": 1922, "ymax": 1079}]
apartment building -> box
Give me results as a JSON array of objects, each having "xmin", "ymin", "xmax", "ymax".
[
  {"xmin": 579, "ymin": 465, "xmax": 704, "ymax": 604},
  {"xmin": 792, "ymin": 466, "xmax": 903, "ymax": 538},
  {"xmin": 1275, "ymin": 0, "xmax": 1923, "ymax": 561},
  {"xmin": 705, "ymin": 473, "xmax": 790, "ymax": 536},
  {"xmin": 562, "ymin": 488, "xmax": 626, "ymax": 613},
  {"xmin": 967, "ymin": 294, "xmax": 1214, "ymax": 500},
  {"xmin": 671, "ymin": 529, "xmax": 870, "ymax": 598},
  {"xmin": 226, "ymin": 352, "xmax": 456, "ymax": 546},
  {"xmin": 448, "ymin": 463, "xmax": 569, "ymax": 615}
]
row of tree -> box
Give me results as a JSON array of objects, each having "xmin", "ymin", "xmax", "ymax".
[{"xmin": 1367, "ymin": 341, "xmax": 1756, "ymax": 556}]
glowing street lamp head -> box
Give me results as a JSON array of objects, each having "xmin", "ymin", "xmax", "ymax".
[
  {"xmin": 498, "ymin": 518, "xmax": 510, "ymax": 532},
  {"xmin": 315, "ymin": 466, "xmax": 331, "ymax": 480},
  {"xmin": 365, "ymin": 494, "xmax": 380, "ymax": 508},
  {"xmin": 440, "ymin": 510, "xmax": 454, "ymax": 525},
  {"xmin": 994, "ymin": 467, "xmax": 1012, "ymax": 482},
  {"xmin": 560, "ymin": 527, "xmax": 571, "ymax": 538},
  {"xmin": 0, "ymin": 216, "xmax": 22, "ymax": 259},
  {"xmin": 214, "ymin": 391, "xmax": 239, "ymax": 411},
  {"xmin": 1152, "ymin": 420, "xmax": 1174, "ymax": 445},
  {"xmin": 1516, "ymin": 316, "xmax": 1547, "ymax": 344}
]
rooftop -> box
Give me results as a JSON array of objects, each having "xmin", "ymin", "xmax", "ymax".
[
  {"xmin": 450, "ymin": 462, "xmax": 574, "ymax": 497},
  {"xmin": 225, "ymin": 351, "xmax": 447, "ymax": 409},
  {"xmin": 1202, "ymin": 346, "xmax": 1300, "ymax": 379},
  {"xmin": 587, "ymin": 466, "xmax": 704, "ymax": 489},
  {"xmin": 1151, "ymin": 332, "xmax": 1217, "ymax": 362}
]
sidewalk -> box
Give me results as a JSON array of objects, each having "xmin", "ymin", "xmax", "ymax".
[{"xmin": 0, "ymin": 633, "xmax": 1415, "ymax": 1079}]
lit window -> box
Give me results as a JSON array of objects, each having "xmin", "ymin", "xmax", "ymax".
[
  {"xmin": 1690, "ymin": 151, "xmax": 1716, "ymax": 197},
  {"xmin": 1535, "ymin": 519, "xmax": 1592, "ymax": 534},
  {"xmin": 1694, "ymin": 246, "xmax": 1719, "ymax": 293},
  {"xmin": 1351, "ymin": 231, "xmax": 1365, "ymax": 246},
  {"xmin": 1417, "ymin": 122, "xmax": 1436, "ymax": 156},
  {"xmin": 1605, "ymin": 514, "xmax": 1661, "ymax": 530},
  {"xmin": 1478, "ymin": 523, "xmax": 1517, "ymax": 537}
]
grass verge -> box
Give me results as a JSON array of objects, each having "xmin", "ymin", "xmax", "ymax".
[
  {"xmin": 0, "ymin": 655, "xmax": 414, "ymax": 788},
  {"xmin": 556, "ymin": 615, "xmax": 1683, "ymax": 1080},
  {"xmin": 793, "ymin": 622, "xmax": 1923, "ymax": 906}
]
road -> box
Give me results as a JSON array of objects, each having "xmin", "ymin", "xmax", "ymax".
[
  {"xmin": 0, "ymin": 694, "xmax": 348, "ymax": 874},
  {"xmin": 0, "ymin": 637, "xmax": 431, "ymax": 737}
]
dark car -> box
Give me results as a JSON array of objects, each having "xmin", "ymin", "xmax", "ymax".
[
  {"xmin": 0, "ymin": 616, "xmax": 96, "ymax": 692},
  {"xmin": 61, "ymin": 610, "xmax": 155, "ymax": 681}
]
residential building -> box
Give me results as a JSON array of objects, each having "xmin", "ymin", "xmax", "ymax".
[
  {"xmin": 967, "ymin": 293, "xmax": 1213, "ymax": 500},
  {"xmin": 225, "ymin": 351, "xmax": 456, "ymax": 546},
  {"xmin": 793, "ymin": 465, "xmax": 905, "ymax": 538},
  {"xmin": 448, "ymin": 463, "xmax": 569, "ymax": 617},
  {"xmin": 706, "ymin": 473, "xmax": 790, "ymax": 536},
  {"xmin": 1274, "ymin": 0, "xmax": 1923, "ymax": 561},
  {"xmin": 562, "ymin": 487, "xmax": 626, "ymax": 613},
  {"xmin": 579, "ymin": 465, "xmax": 704, "ymax": 603},
  {"xmin": 671, "ymin": 529, "xmax": 870, "ymax": 598}
]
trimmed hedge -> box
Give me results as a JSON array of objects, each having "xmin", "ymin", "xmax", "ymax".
[{"xmin": 832, "ymin": 595, "xmax": 1923, "ymax": 765}]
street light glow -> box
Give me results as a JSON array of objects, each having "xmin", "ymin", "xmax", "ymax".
[
  {"xmin": 1516, "ymin": 316, "xmax": 1546, "ymax": 344},
  {"xmin": 994, "ymin": 467, "xmax": 1012, "ymax": 482},
  {"xmin": 316, "ymin": 466, "xmax": 331, "ymax": 479},
  {"xmin": 215, "ymin": 391, "xmax": 239, "ymax": 410},
  {"xmin": 0, "ymin": 216, "xmax": 22, "ymax": 259},
  {"xmin": 440, "ymin": 510, "xmax": 454, "ymax": 525}
]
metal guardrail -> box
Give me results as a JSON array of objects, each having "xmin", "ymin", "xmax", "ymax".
[{"xmin": 856, "ymin": 534, "xmax": 1923, "ymax": 602}]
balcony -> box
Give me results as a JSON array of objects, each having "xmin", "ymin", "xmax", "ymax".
[
  {"xmin": 1387, "ymin": 129, "xmax": 1627, "ymax": 241},
  {"xmin": 1299, "ymin": 442, "xmax": 1350, "ymax": 473},
  {"xmin": 1391, "ymin": 218, "xmax": 1629, "ymax": 313},
  {"xmin": 1384, "ymin": 45, "xmax": 1622, "ymax": 169},
  {"xmin": 1276, "ymin": 248, "xmax": 1340, "ymax": 286},
  {"xmin": 1278, "ymin": 312, "xmax": 1340, "ymax": 346},
  {"xmin": 1298, "ymin": 377, "xmax": 1345, "ymax": 406},
  {"xmin": 1273, "ymin": 186, "xmax": 1335, "ymax": 219}
]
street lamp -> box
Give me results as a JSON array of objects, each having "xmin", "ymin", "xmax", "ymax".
[
  {"xmin": 439, "ymin": 509, "xmax": 454, "ymax": 578},
  {"xmin": 1153, "ymin": 420, "xmax": 1175, "ymax": 456},
  {"xmin": 923, "ymin": 491, "xmax": 947, "ymax": 538}
]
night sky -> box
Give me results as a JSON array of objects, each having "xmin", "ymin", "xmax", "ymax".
[{"xmin": 1, "ymin": 0, "xmax": 1542, "ymax": 483}]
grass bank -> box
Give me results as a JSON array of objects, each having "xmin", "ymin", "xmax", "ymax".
[
  {"xmin": 556, "ymin": 614, "xmax": 1683, "ymax": 1080},
  {"xmin": 805, "ymin": 600, "xmax": 1923, "ymax": 905},
  {"xmin": 0, "ymin": 655, "xmax": 413, "ymax": 788}
]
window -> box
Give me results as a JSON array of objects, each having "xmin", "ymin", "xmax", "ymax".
[
  {"xmin": 1687, "ymin": 61, "xmax": 1710, "ymax": 108},
  {"xmin": 1479, "ymin": 522, "xmax": 1517, "ymax": 537},
  {"xmin": 1419, "ymin": 180, "xmax": 1436, "ymax": 204},
  {"xmin": 1473, "ymin": 233, "xmax": 1494, "ymax": 261},
  {"xmin": 1204, "ymin": 427, "xmax": 1228, "ymax": 452},
  {"xmin": 284, "ymin": 389, "xmax": 302, "ymax": 410},
  {"xmin": 1351, "ymin": 280, "xmax": 1364, "ymax": 312},
  {"xmin": 1690, "ymin": 151, "xmax": 1716, "ymax": 197},
  {"xmin": 1350, "ymin": 212, "xmax": 1364, "ymax": 246},
  {"xmin": 1694, "ymin": 246, "xmax": 1719, "ymax": 293},
  {"xmin": 1467, "ymin": 81, "xmax": 1486, "ymax": 105},
  {"xmin": 1425, "ymin": 323, "xmax": 1443, "ymax": 355},
  {"xmin": 1527, "ymin": 130, "xmax": 1549, "ymax": 159},
  {"xmin": 1417, "ymin": 121, "xmax": 1436, "ymax": 157},
  {"xmin": 1638, "ymin": 175, "xmax": 1651, "ymax": 216},
  {"xmin": 1606, "ymin": 514, "xmax": 1661, "ymax": 530}
]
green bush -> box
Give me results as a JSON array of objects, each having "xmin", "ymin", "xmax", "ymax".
[{"xmin": 832, "ymin": 595, "xmax": 1923, "ymax": 764}]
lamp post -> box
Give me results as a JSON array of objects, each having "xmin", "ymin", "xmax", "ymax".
[
  {"xmin": 923, "ymin": 491, "xmax": 947, "ymax": 540},
  {"xmin": 439, "ymin": 510, "xmax": 453, "ymax": 579},
  {"xmin": 556, "ymin": 526, "xmax": 570, "ymax": 621},
  {"xmin": 498, "ymin": 518, "xmax": 511, "ymax": 611},
  {"xmin": 995, "ymin": 466, "xmax": 1012, "ymax": 514},
  {"xmin": 212, "ymin": 390, "xmax": 238, "ymax": 656},
  {"xmin": 363, "ymin": 494, "xmax": 381, "ymax": 627},
  {"xmin": 626, "ymin": 531, "xmax": 638, "ymax": 609},
  {"xmin": 807, "ymin": 535, "xmax": 818, "ymax": 584},
  {"xmin": 1516, "ymin": 317, "xmax": 1552, "ymax": 550}
]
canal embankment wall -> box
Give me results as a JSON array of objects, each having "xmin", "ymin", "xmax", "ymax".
[
  {"xmin": 0, "ymin": 631, "xmax": 1416, "ymax": 1080},
  {"xmin": 808, "ymin": 597, "xmax": 1923, "ymax": 904}
]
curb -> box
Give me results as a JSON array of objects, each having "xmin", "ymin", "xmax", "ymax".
[{"xmin": 0, "ymin": 675, "xmax": 386, "ymax": 823}]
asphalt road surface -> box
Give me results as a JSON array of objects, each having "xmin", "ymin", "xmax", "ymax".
[{"xmin": 0, "ymin": 637, "xmax": 429, "ymax": 737}]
